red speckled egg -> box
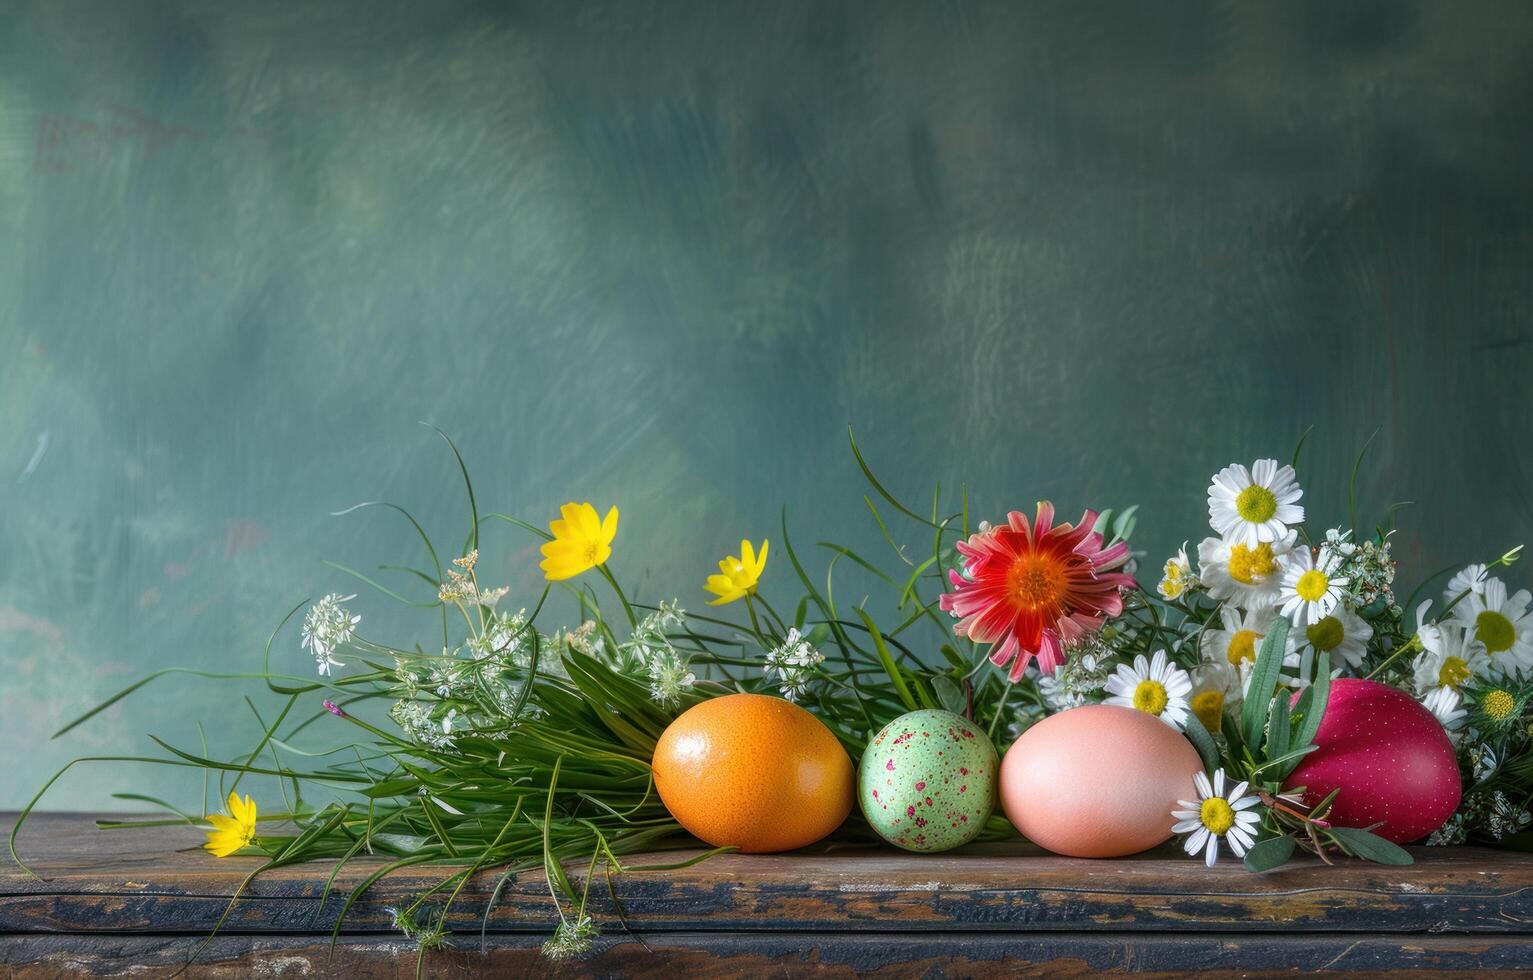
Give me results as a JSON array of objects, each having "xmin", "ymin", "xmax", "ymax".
[
  {"xmin": 1283, "ymin": 678, "xmax": 1461, "ymax": 843},
  {"xmin": 1000, "ymin": 704, "xmax": 1202, "ymax": 857}
]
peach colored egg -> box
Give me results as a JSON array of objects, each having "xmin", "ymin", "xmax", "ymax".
[{"xmin": 1000, "ymin": 704, "xmax": 1201, "ymax": 858}]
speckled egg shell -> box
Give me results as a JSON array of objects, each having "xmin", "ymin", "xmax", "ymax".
[{"xmin": 858, "ymin": 709, "xmax": 998, "ymax": 852}]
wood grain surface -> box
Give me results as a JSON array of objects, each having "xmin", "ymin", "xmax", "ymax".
[
  {"xmin": 6, "ymin": 813, "xmax": 1533, "ymax": 938},
  {"xmin": 8, "ymin": 933, "xmax": 1533, "ymax": 978}
]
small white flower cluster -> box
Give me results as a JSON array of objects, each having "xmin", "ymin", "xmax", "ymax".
[
  {"xmin": 542, "ymin": 914, "xmax": 598, "ymax": 961},
  {"xmin": 470, "ymin": 610, "xmax": 529, "ymax": 662},
  {"xmin": 1335, "ymin": 531, "xmax": 1397, "ymax": 613},
  {"xmin": 551, "ymin": 621, "xmax": 601, "ymax": 658},
  {"xmin": 618, "ymin": 602, "xmax": 695, "ymax": 708},
  {"xmin": 439, "ymin": 570, "xmax": 510, "ymax": 608},
  {"xmin": 389, "ymin": 699, "xmax": 457, "ymax": 750},
  {"xmin": 1036, "ymin": 640, "xmax": 1114, "ymax": 711},
  {"xmin": 764, "ymin": 628, "xmax": 825, "ymax": 703},
  {"xmin": 302, "ymin": 593, "xmax": 360, "ymax": 676}
]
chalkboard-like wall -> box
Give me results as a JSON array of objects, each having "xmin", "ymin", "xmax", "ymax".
[{"xmin": 2, "ymin": 1, "xmax": 1530, "ymax": 808}]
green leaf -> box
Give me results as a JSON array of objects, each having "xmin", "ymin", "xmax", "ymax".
[
  {"xmin": 855, "ymin": 608, "xmax": 918, "ymax": 712},
  {"xmin": 1112, "ymin": 505, "xmax": 1138, "ymax": 543},
  {"xmin": 1290, "ymin": 653, "xmax": 1331, "ymax": 758},
  {"xmin": 933, "ymin": 675, "xmax": 966, "ymax": 715},
  {"xmin": 1264, "ymin": 690, "xmax": 1291, "ymax": 761},
  {"xmin": 1290, "ymin": 424, "xmax": 1315, "ymax": 470},
  {"xmin": 1249, "ymin": 744, "xmax": 1318, "ymax": 778},
  {"xmin": 1092, "ymin": 509, "xmax": 1114, "ymax": 538},
  {"xmin": 1181, "ymin": 713, "xmax": 1220, "ymax": 773},
  {"xmin": 1328, "ymin": 826, "xmax": 1414, "ymax": 866},
  {"xmin": 1241, "ymin": 617, "xmax": 1291, "ymax": 748},
  {"xmin": 1243, "ymin": 835, "xmax": 1296, "ymax": 872}
]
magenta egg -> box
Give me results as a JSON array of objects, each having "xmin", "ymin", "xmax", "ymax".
[{"xmin": 1283, "ymin": 678, "xmax": 1461, "ymax": 843}]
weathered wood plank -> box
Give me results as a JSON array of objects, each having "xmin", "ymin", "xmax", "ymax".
[
  {"xmin": 7, "ymin": 932, "xmax": 1533, "ymax": 977},
  {"xmin": 6, "ymin": 814, "xmax": 1533, "ymax": 937}
]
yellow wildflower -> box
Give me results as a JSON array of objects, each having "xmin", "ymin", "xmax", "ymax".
[
  {"xmin": 204, "ymin": 792, "xmax": 258, "ymax": 858},
  {"xmin": 539, "ymin": 502, "xmax": 619, "ymax": 581},
  {"xmin": 704, "ymin": 539, "xmax": 769, "ymax": 605}
]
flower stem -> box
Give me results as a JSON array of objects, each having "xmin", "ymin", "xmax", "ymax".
[{"xmin": 597, "ymin": 565, "xmax": 637, "ymax": 628}]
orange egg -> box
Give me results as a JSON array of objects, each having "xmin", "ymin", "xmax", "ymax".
[
  {"xmin": 1000, "ymin": 704, "xmax": 1201, "ymax": 857},
  {"xmin": 652, "ymin": 693, "xmax": 854, "ymax": 853}
]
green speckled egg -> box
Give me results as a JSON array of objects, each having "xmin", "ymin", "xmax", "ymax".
[{"xmin": 858, "ymin": 709, "xmax": 997, "ymax": 852}]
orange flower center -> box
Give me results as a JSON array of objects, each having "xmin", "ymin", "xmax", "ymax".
[{"xmin": 1008, "ymin": 553, "xmax": 1066, "ymax": 610}]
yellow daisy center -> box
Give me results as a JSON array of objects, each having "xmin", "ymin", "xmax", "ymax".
[
  {"xmin": 1227, "ymin": 543, "xmax": 1277, "ymax": 585},
  {"xmin": 1132, "ymin": 679, "xmax": 1168, "ymax": 715},
  {"xmin": 1477, "ymin": 610, "xmax": 1516, "ymax": 654},
  {"xmin": 1295, "ymin": 569, "xmax": 1330, "ymax": 602},
  {"xmin": 1484, "ymin": 689, "xmax": 1517, "ymax": 721},
  {"xmin": 1438, "ymin": 656, "xmax": 1472, "ymax": 690},
  {"xmin": 1200, "ymin": 797, "xmax": 1235, "ymax": 835},
  {"xmin": 1191, "ymin": 690, "xmax": 1225, "ymax": 731},
  {"xmin": 1306, "ymin": 616, "xmax": 1345, "ymax": 653},
  {"xmin": 1226, "ymin": 629, "xmax": 1259, "ymax": 666},
  {"xmin": 1235, "ymin": 485, "xmax": 1278, "ymax": 523}
]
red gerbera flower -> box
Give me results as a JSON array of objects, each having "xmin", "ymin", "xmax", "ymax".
[{"xmin": 939, "ymin": 502, "xmax": 1136, "ymax": 681}]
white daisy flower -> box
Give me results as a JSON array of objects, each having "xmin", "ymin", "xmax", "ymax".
[
  {"xmin": 1296, "ymin": 603, "xmax": 1373, "ymax": 670},
  {"xmin": 1104, "ymin": 650, "xmax": 1193, "ymax": 730},
  {"xmin": 1172, "ymin": 769, "xmax": 1265, "ymax": 867},
  {"xmin": 1196, "ymin": 532, "xmax": 1296, "ymax": 608},
  {"xmin": 301, "ymin": 593, "xmax": 360, "ymax": 676},
  {"xmin": 1412, "ymin": 617, "xmax": 1491, "ymax": 699},
  {"xmin": 1157, "ymin": 542, "xmax": 1197, "ymax": 600},
  {"xmin": 1188, "ymin": 661, "xmax": 1243, "ymax": 733},
  {"xmin": 1207, "ymin": 459, "xmax": 1305, "ymax": 548},
  {"xmin": 1277, "ymin": 546, "xmax": 1350, "ymax": 628},
  {"xmin": 1449, "ymin": 577, "xmax": 1533, "ymax": 677},
  {"xmin": 1446, "ymin": 564, "xmax": 1489, "ymax": 599},
  {"xmin": 1420, "ymin": 686, "xmax": 1467, "ymax": 736},
  {"xmin": 1200, "ymin": 604, "xmax": 1300, "ymax": 694}
]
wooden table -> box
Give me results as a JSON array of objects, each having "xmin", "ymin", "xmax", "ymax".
[{"xmin": 4, "ymin": 814, "xmax": 1533, "ymax": 976}]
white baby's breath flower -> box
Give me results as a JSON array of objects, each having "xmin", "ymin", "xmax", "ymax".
[
  {"xmin": 542, "ymin": 914, "xmax": 598, "ymax": 961},
  {"xmin": 1323, "ymin": 528, "xmax": 1358, "ymax": 558},
  {"xmin": 646, "ymin": 647, "xmax": 696, "ymax": 708},
  {"xmin": 302, "ymin": 593, "xmax": 360, "ymax": 676},
  {"xmin": 764, "ymin": 628, "xmax": 825, "ymax": 702}
]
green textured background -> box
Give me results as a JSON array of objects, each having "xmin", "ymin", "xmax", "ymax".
[{"xmin": 2, "ymin": 1, "xmax": 1530, "ymax": 810}]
